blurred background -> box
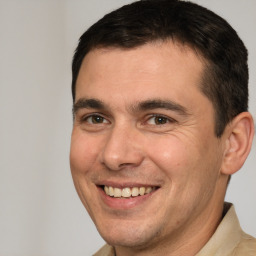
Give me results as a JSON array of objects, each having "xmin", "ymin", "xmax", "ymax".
[{"xmin": 0, "ymin": 0, "xmax": 255, "ymax": 255}]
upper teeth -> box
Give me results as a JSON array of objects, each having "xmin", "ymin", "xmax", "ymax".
[{"xmin": 104, "ymin": 186, "xmax": 155, "ymax": 198}]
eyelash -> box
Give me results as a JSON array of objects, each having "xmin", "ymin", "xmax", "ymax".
[
  {"xmin": 81, "ymin": 114, "xmax": 109, "ymax": 124},
  {"xmin": 80, "ymin": 113, "xmax": 176, "ymax": 126},
  {"xmin": 145, "ymin": 114, "xmax": 176, "ymax": 126}
]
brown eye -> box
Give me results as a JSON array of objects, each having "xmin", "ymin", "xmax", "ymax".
[
  {"xmin": 86, "ymin": 115, "xmax": 108, "ymax": 124},
  {"xmin": 154, "ymin": 116, "xmax": 168, "ymax": 125},
  {"xmin": 147, "ymin": 116, "xmax": 169, "ymax": 125}
]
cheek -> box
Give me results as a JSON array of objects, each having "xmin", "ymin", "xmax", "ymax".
[
  {"xmin": 70, "ymin": 131, "xmax": 101, "ymax": 174},
  {"xmin": 146, "ymin": 133, "xmax": 217, "ymax": 192},
  {"xmin": 147, "ymin": 135, "xmax": 193, "ymax": 175},
  {"xmin": 70, "ymin": 132, "xmax": 101, "ymax": 214}
]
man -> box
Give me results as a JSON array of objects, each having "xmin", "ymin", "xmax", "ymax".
[{"xmin": 69, "ymin": 0, "xmax": 255, "ymax": 255}]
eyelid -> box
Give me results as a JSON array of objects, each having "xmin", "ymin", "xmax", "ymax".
[
  {"xmin": 77, "ymin": 112, "xmax": 176, "ymax": 127},
  {"xmin": 80, "ymin": 113, "xmax": 110, "ymax": 124},
  {"xmin": 145, "ymin": 114, "xmax": 176, "ymax": 125}
]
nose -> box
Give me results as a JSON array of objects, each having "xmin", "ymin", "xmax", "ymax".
[{"xmin": 99, "ymin": 124, "xmax": 144, "ymax": 171}]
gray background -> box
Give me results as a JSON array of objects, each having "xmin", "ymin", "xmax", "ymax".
[{"xmin": 0, "ymin": 0, "xmax": 255, "ymax": 255}]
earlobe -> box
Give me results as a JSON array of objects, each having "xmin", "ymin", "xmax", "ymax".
[{"xmin": 221, "ymin": 112, "xmax": 254, "ymax": 175}]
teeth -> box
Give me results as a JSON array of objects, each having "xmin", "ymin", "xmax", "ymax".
[
  {"xmin": 122, "ymin": 187, "xmax": 132, "ymax": 198},
  {"xmin": 131, "ymin": 187, "xmax": 139, "ymax": 196},
  {"xmin": 145, "ymin": 187, "xmax": 152, "ymax": 194},
  {"xmin": 103, "ymin": 186, "xmax": 156, "ymax": 198},
  {"xmin": 109, "ymin": 186, "xmax": 114, "ymax": 196},
  {"xmin": 104, "ymin": 186, "xmax": 109, "ymax": 195},
  {"xmin": 114, "ymin": 188, "xmax": 122, "ymax": 197},
  {"xmin": 139, "ymin": 187, "xmax": 145, "ymax": 196}
]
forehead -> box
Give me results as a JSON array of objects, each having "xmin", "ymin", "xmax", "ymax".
[{"xmin": 75, "ymin": 41, "xmax": 207, "ymax": 109}]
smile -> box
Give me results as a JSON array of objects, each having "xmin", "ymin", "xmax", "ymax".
[{"xmin": 103, "ymin": 185, "xmax": 157, "ymax": 198}]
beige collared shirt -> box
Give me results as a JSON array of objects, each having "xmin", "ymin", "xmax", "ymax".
[{"xmin": 93, "ymin": 203, "xmax": 256, "ymax": 256}]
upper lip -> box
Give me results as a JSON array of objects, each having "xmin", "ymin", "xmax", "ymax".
[{"xmin": 96, "ymin": 181, "xmax": 161, "ymax": 189}]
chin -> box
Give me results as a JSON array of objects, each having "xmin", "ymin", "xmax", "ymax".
[{"xmin": 96, "ymin": 219, "xmax": 162, "ymax": 249}]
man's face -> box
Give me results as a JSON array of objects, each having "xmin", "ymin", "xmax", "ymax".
[{"xmin": 70, "ymin": 42, "xmax": 227, "ymax": 249}]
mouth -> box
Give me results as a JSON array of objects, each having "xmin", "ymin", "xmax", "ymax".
[
  {"xmin": 96, "ymin": 182, "xmax": 160, "ymax": 209},
  {"xmin": 100, "ymin": 185, "xmax": 158, "ymax": 199}
]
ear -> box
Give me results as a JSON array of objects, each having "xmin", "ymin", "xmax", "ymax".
[{"xmin": 221, "ymin": 112, "xmax": 254, "ymax": 175}]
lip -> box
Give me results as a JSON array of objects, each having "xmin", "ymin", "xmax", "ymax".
[
  {"xmin": 98, "ymin": 181, "xmax": 158, "ymax": 189},
  {"xmin": 97, "ymin": 184, "xmax": 159, "ymax": 210}
]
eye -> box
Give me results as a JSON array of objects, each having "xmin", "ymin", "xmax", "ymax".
[
  {"xmin": 146, "ymin": 115, "xmax": 176, "ymax": 126},
  {"xmin": 84, "ymin": 114, "xmax": 109, "ymax": 124}
]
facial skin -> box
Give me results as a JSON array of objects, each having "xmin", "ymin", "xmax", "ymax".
[{"xmin": 70, "ymin": 42, "xmax": 231, "ymax": 255}]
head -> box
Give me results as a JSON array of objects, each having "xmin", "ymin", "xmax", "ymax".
[
  {"xmin": 70, "ymin": 0, "xmax": 254, "ymax": 254},
  {"xmin": 72, "ymin": 0, "xmax": 249, "ymax": 137}
]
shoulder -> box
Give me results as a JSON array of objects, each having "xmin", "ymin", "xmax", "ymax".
[
  {"xmin": 93, "ymin": 244, "xmax": 115, "ymax": 256},
  {"xmin": 231, "ymin": 232, "xmax": 256, "ymax": 256}
]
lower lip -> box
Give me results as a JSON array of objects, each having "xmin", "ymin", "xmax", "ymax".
[{"xmin": 97, "ymin": 187, "xmax": 157, "ymax": 210}]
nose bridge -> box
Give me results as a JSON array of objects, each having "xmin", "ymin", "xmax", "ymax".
[{"xmin": 100, "ymin": 122, "xmax": 144, "ymax": 171}]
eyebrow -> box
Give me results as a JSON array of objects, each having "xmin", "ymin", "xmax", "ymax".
[
  {"xmin": 73, "ymin": 98, "xmax": 189, "ymax": 116},
  {"xmin": 134, "ymin": 99, "xmax": 189, "ymax": 116},
  {"xmin": 73, "ymin": 98, "xmax": 106, "ymax": 115}
]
